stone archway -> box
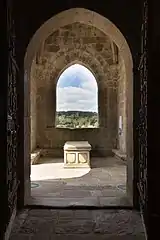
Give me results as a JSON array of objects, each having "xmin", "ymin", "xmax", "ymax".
[{"xmin": 24, "ymin": 8, "xmax": 133, "ymax": 205}]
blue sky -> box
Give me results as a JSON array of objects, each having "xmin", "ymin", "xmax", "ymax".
[{"xmin": 57, "ymin": 64, "xmax": 98, "ymax": 112}]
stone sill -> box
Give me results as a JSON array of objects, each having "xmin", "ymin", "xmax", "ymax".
[
  {"xmin": 47, "ymin": 126, "xmax": 100, "ymax": 130},
  {"xmin": 31, "ymin": 149, "xmax": 42, "ymax": 165},
  {"xmin": 112, "ymin": 149, "xmax": 126, "ymax": 161},
  {"xmin": 27, "ymin": 195, "xmax": 132, "ymax": 208}
]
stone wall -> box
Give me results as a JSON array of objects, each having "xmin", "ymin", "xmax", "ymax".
[
  {"xmin": 31, "ymin": 23, "xmax": 119, "ymax": 157},
  {"xmin": 30, "ymin": 59, "xmax": 37, "ymax": 152},
  {"xmin": 117, "ymin": 55, "xmax": 126, "ymax": 154}
]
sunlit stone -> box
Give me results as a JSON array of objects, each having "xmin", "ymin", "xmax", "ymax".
[{"xmin": 64, "ymin": 141, "xmax": 91, "ymax": 168}]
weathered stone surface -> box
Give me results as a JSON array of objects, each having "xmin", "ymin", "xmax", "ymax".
[
  {"xmin": 9, "ymin": 209, "xmax": 145, "ymax": 239},
  {"xmin": 64, "ymin": 141, "xmax": 91, "ymax": 168},
  {"xmin": 30, "ymin": 22, "xmax": 126, "ymax": 159},
  {"xmin": 117, "ymin": 55, "xmax": 126, "ymax": 154},
  {"xmin": 45, "ymin": 44, "xmax": 60, "ymax": 52},
  {"xmin": 30, "ymin": 157, "xmax": 127, "ymax": 207}
]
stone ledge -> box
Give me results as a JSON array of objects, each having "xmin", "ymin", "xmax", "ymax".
[
  {"xmin": 64, "ymin": 163, "xmax": 91, "ymax": 168},
  {"xmin": 39, "ymin": 148, "xmax": 114, "ymax": 158},
  {"xmin": 31, "ymin": 149, "xmax": 42, "ymax": 165},
  {"xmin": 64, "ymin": 141, "xmax": 91, "ymax": 151},
  {"xmin": 27, "ymin": 196, "xmax": 132, "ymax": 207},
  {"xmin": 112, "ymin": 149, "xmax": 126, "ymax": 161}
]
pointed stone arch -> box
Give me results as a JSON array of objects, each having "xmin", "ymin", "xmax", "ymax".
[
  {"xmin": 24, "ymin": 8, "xmax": 133, "ymax": 205},
  {"xmin": 55, "ymin": 63, "xmax": 99, "ymax": 128}
]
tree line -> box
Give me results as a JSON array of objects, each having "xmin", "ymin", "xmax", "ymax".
[{"xmin": 55, "ymin": 111, "xmax": 99, "ymax": 128}]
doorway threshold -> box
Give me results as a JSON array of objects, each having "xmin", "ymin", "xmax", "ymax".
[{"xmin": 26, "ymin": 196, "xmax": 132, "ymax": 209}]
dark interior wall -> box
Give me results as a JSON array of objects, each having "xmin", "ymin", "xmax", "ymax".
[
  {"xmin": 147, "ymin": 1, "xmax": 160, "ymax": 237},
  {"xmin": 14, "ymin": 0, "xmax": 142, "ymax": 61},
  {"xmin": 2, "ymin": 3, "xmax": 8, "ymax": 236}
]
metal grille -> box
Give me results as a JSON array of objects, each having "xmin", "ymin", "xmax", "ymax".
[
  {"xmin": 137, "ymin": 0, "xmax": 148, "ymax": 214},
  {"xmin": 7, "ymin": 0, "xmax": 19, "ymax": 221}
]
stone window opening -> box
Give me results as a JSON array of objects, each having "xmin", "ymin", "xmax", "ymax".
[{"xmin": 55, "ymin": 63, "xmax": 99, "ymax": 129}]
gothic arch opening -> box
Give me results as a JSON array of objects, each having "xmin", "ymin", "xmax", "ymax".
[
  {"xmin": 55, "ymin": 63, "xmax": 99, "ymax": 129},
  {"xmin": 24, "ymin": 8, "xmax": 133, "ymax": 206}
]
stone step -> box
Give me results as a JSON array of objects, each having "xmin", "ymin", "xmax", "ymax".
[
  {"xmin": 31, "ymin": 149, "xmax": 42, "ymax": 165},
  {"xmin": 112, "ymin": 149, "xmax": 126, "ymax": 161},
  {"xmin": 27, "ymin": 196, "xmax": 132, "ymax": 208}
]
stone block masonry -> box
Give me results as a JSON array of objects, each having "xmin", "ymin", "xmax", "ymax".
[
  {"xmin": 30, "ymin": 22, "xmax": 125, "ymax": 157},
  {"xmin": 64, "ymin": 141, "xmax": 91, "ymax": 168}
]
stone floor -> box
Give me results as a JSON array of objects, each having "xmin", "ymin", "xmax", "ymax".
[
  {"xmin": 30, "ymin": 157, "xmax": 129, "ymax": 207},
  {"xmin": 9, "ymin": 208, "xmax": 145, "ymax": 239}
]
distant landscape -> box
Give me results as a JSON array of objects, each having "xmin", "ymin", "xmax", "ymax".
[{"xmin": 55, "ymin": 111, "xmax": 99, "ymax": 128}]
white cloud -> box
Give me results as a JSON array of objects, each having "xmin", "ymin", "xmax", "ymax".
[
  {"xmin": 57, "ymin": 86, "xmax": 98, "ymax": 112},
  {"xmin": 56, "ymin": 64, "xmax": 98, "ymax": 112}
]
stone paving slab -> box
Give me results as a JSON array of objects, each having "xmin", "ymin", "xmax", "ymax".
[
  {"xmin": 9, "ymin": 209, "xmax": 145, "ymax": 240},
  {"xmin": 28, "ymin": 197, "xmax": 100, "ymax": 207},
  {"xmin": 28, "ymin": 195, "xmax": 131, "ymax": 207},
  {"xmin": 31, "ymin": 157, "xmax": 127, "ymax": 207},
  {"xmin": 99, "ymin": 196, "xmax": 131, "ymax": 207}
]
